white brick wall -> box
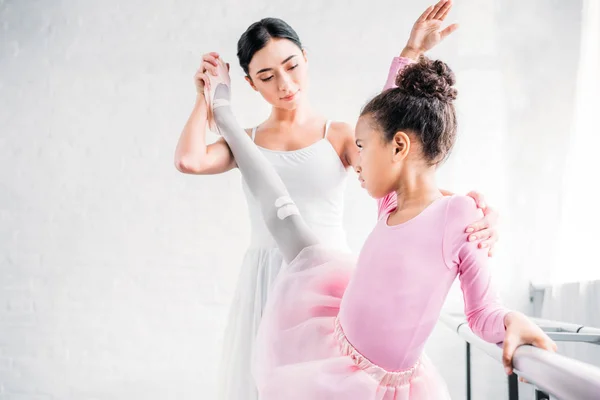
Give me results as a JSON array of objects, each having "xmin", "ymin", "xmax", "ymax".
[{"xmin": 0, "ymin": 0, "xmax": 581, "ymax": 398}]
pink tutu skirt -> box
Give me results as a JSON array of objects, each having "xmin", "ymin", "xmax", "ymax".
[{"xmin": 252, "ymin": 245, "xmax": 451, "ymax": 400}]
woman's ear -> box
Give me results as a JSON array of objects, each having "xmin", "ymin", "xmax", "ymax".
[{"xmin": 245, "ymin": 75, "xmax": 257, "ymax": 91}]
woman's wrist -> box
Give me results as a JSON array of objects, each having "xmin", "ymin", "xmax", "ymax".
[
  {"xmin": 193, "ymin": 94, "xmax": 209, "ymax": 119},
  {"xmin": 195, "ymin": 93, "xmax": 207, "ymax": 106}
]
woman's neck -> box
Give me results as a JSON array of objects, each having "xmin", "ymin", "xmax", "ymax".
[{"xmin": 267, "ymin": 100, "xmax": 317, "ymax": 127}]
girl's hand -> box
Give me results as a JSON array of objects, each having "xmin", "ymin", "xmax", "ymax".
[
  {"xmin": 502, "ymin": 312, "xmax": 557, "ymax": 375},
  {"xmin": 401, "ymin": 0, "xmax": 459, "ymax": 60}
]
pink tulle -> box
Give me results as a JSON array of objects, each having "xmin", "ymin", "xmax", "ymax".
[{"xmin": 252, "ymin": 245, "xmax": 452, "ymax": 399}]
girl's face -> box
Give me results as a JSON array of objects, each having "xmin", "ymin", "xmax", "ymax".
[
  {"xmin": 354, "ymin": 115, "xmax": 410, "ymax": 199},
  {"xmin": 246, "ymin": 38, "xmax": 309, "ymax": 110}
]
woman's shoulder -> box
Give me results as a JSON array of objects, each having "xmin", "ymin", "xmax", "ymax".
[
  {"xmin": 325, "ymin": 121, "xmax": 354, "ymax": 168},
  {"xmin": 327, "ymin": 121, "xmax": 354, "ymax": 140}
]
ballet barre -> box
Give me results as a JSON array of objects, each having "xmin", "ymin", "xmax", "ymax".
[
  {"xmin": 530, "ymin": 317, "xmax": 600, "ymax": 344},
  {"xmin": 440, "ymin": 313, "xmax": 600, "ymax": 400}
]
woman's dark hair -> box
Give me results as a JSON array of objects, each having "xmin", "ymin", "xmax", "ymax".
[
  {"xmin": 237, "ymin": 18, "xmax": 303, "ymax": 76},
  {"xmin": 361, "ymin": 57, "xmax": 458, "ymax": 165}
]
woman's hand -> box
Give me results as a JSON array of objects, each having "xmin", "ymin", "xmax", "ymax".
[
  {"xmin": 465, "ymin": 191, "xmax": 499, "ymax": 257},
  {"xmin": 195, "ymin": 52, "xmax": 229, "ymax": 95}
]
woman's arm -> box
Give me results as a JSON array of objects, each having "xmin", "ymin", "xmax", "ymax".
[{"xmin": 174, "ymin": 52, "xmax": 237, "ymax": 175}]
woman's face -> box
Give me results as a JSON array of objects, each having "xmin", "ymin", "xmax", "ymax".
[{"xmin": 246, "ymin": 38, "xmax": 309, "ymax": 110}]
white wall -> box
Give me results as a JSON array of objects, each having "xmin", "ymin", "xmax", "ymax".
[{"xmin": 0, "ymin": 0, "xmax": 583, "ymax": 398}]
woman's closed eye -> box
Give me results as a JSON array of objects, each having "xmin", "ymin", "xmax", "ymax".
[{"xmin": 260, "ymin": 65, "xmax": 298, "ymax": 82}]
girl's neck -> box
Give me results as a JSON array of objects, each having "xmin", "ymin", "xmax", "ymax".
[{"xmin": 394, "ymin": 167, "xmax": 442, "ymax": 210}]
